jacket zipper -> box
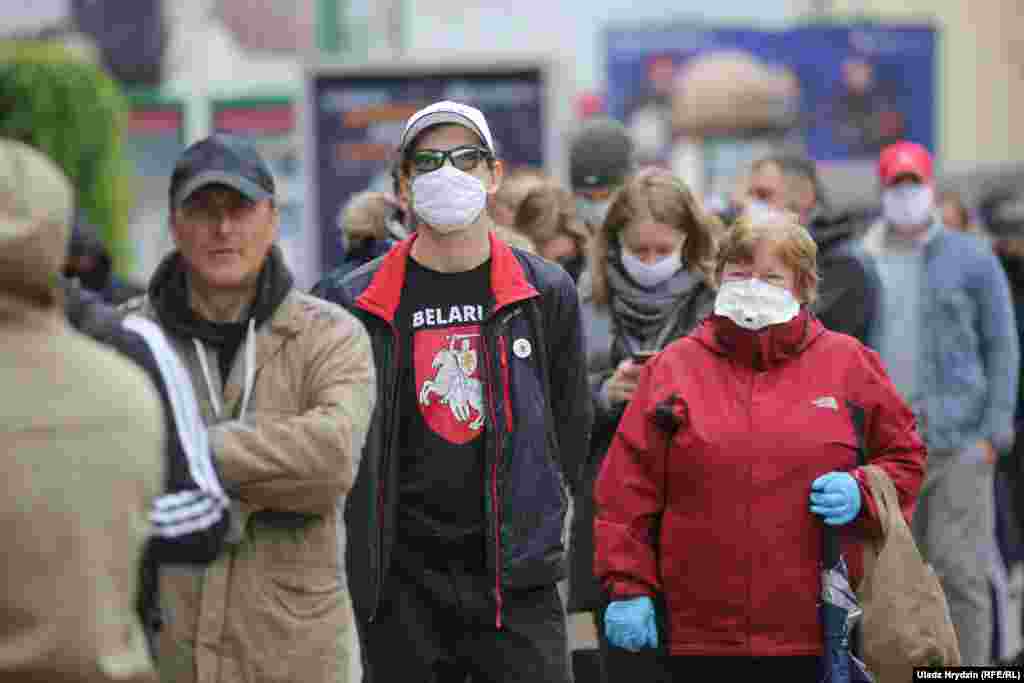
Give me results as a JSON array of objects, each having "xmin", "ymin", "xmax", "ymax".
[
  {"xmin": 499, "ymin": 336, "xmax": 513, "ymax": 433},
  {"xmin": 483, "ymin": 306, "xmax": 523, "ymax": 629}
]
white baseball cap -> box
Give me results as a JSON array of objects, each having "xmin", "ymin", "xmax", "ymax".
[{"xmin": 399, "ymin": 100, "xmax": 496, "ymax": 157}]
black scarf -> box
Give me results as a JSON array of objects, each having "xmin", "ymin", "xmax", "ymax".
[
  {"xmin": 149, "ymin": 245, "xmax": 294, "ymax": 380},
  {"xmin": 606, "ymin": 255, "xmax": 701, "ymax": 357}
]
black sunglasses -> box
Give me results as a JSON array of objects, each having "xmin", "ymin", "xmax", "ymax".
[{"xmin": 410, "ymin": 145, "xmax": 491, "ymax": 174}]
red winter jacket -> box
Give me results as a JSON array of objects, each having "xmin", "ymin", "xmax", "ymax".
[{"xmin": 593, "ymin": 310, "xmax": 926, "ymax": 657}]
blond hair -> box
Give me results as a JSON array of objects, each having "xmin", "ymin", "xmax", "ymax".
[
  {"xmin": 714, "ymin": 214, "xmax": 819, "ymax": 304},
  {"xmin": 340, "ymin": 191, "xmax": 401, "ymax": 244},
  {"xmin": 495, "ymin": 166, "xmax": 549, "ymax": 214},
  {"xmin": 589, "ymin": 167, "xmax": 718, "ymax": 307},
  {"xmin": 515, "ymin": 182, "xmax": 589, "ymax": 249}
]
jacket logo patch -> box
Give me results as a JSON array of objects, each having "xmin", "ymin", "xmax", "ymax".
[
  {"xmin": 512, "ymin": 337, "xmax": 532, "ymax": 359},
  {"xmin": 812, "ymin": 395, "xmax": 839, "ymax": 411},
  {"xmin": 416, "ymin": 325, "xmax": 486, "ymax": 444}
]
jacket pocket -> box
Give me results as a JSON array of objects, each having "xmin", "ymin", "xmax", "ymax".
[{"xmin": 268, "ymin": 571, "xmax": 342, "ymax": 621}]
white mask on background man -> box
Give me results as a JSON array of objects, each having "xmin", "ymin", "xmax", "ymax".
[
  {"xmin": 576, "ymin": 197, "xmax": 612, "ymax": 228},
  {"xmin": 411, "ymin": 165, "xmax": 487, "ymax": 234},
  {"xmin": 714, "ymin": 278, "xmax": 800, "ymax": 331},
  {"xmin": 882, "ymin": 184, "xmax": 935, "ymax": 230},
  {"xmin": 744, "ymin": 199, "xmax": 780, "ymax": 223},
  {"xmin": 621, "ymin": 247, "xmax": 683, "ymax": 289}
]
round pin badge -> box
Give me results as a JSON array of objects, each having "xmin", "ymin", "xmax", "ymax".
[{"xmin": 512, "ymin": 338, "xmax": 532, "ymax": 359}]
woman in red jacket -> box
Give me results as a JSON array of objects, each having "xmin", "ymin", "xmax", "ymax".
[{"xmin": 593, "ymin": 214, "xmax": 927, "ymax": 680}]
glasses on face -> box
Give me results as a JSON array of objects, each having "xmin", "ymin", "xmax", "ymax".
[{"xmin": 410, "ymin": 145, "xmax": 491, "ymax": 174}]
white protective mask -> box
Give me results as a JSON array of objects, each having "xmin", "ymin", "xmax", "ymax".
[
  {"xmin": 882, "ymin": 184, "xmax": 934, "ymax": 230},
  {"xmin": 714, "ymin": 278, "xmax": 800, "ymax": 331},
  {"xmin": 576, "ymin": 197, "xmax": 612, "ymax": 228},
  {"xmin": 411, "ymin": 165, "xmax": 488, "ymax": 234},
  {"xmin": 745, "ymin": 199, "xmax": 780, "ymax": 222},
  {"xmin": 621, "ymin": 247, "xmax": 683, "ymax": 289}
]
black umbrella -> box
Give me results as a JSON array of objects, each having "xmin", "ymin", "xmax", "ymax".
[{"xmin": 820, "ymin": 527, "xmax": 874, "ymax": 683}]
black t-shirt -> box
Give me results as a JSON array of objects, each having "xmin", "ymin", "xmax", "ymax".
[{"xmin": 394, "ymin": 256, "xmax": 492, "ymax": 564}]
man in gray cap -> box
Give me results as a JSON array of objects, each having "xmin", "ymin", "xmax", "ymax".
[{"xmin": 569, "ymin": 117, "xmax": 636, "ymax": 231}]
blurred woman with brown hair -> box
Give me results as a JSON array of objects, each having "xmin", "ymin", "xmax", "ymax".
[
  {"xmin": 515, "ymin": 182, "xmax": 591, "ymax": 281},
  {"xmin": 566, "ymin": 166, "xmax": 720, "ymax": 680}
]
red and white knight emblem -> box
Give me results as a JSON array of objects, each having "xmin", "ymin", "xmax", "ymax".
[{"xmin": 415, "ymin": 325, "xmax": 486, "ymax": 444}]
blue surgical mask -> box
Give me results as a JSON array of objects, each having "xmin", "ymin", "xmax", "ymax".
[{"xmin": 621, "ymin": 247, "xmax": 683, "ymax": 289}]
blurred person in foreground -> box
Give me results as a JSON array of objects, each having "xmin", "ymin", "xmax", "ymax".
[
  {"xmin": 0, "ymin": 138, "xmax": 164, "ymax": 680},
  {"xmin": 569, "ymin": 167, "xmax": 719, "ymax": 681},
  {"xmin": 569, "ymin": 117, "xmax": 635, "ymax": 233},
  {"xmin": 334, "ymin": 190, "xmax": 409, "ymax": 279},
  {"xmin": 121, "ymin": 133, "xmax": 376, "ymax": 683},
  {"xmin": 515, "ymin": 181, "xmax": 590, "ymax": 281},
  {"xmin": 861, "ymin": 141, "xmax": 1020, "ymax": 666},
  {"xmin": 594, "ymin": 214, "xmax": 927, "ymax": 679},
  {"xmin": 312, "ymin": 100, "xmax": 591, "ymax": 682},
  {"xmin": 744, "ymin": 153, "xmax": 881, "ymax": 345},
  {"xmin": 61, "ymin": 277, "xmax": 230, "ymax": 657}
]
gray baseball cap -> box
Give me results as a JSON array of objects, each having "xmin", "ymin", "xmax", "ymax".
[{"xmin": 169, "ymin": 133, "xmax": 275, "ymax": 209}]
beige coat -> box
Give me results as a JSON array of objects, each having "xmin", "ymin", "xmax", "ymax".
[
  {"xmin": 121, "ymin": 289, "xmax": 375, "ymax": 683},
  {"xmin": 0, "ymin": 139, "xmax": 165, "ymax": 681}
]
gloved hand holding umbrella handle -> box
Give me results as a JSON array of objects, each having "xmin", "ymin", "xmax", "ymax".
[{"xmin": 810, "ymin": 471, "xmax": 862, "ymax": 526}]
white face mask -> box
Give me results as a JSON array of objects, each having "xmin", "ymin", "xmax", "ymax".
[
  {"xmin": 576, "ymin": 197, "xmax": 611, "ymax": 228},
  {"xmin": 621, "ymin": 247, "xmax": 683, "ymax": 289},
  {"xmin": 882, "ymin": 184, "xmax": 934, "ymax": 230},
  {"xmin": 411, "ymin": 165, "xmax": 488, "ymax": 234},
  {"xmin": 745, "ymin": 199, "xmax": 780, "ymax": 222},
  {"xmin": 714, "ymin": 278, "xmax": 800, "ymax": 331}
]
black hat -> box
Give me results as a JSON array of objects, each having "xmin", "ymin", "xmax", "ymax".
[
  {"xmin": 169, "ymin": 133, "xmax": 275, "ymax": 209},
  {"xmin": 569, "ymin": 118, "xmax": 634, "ymax": 192}
]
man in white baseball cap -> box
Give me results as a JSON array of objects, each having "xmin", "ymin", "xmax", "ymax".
[{"xmin": 314, "ymin": 100, "xmax": 591, "ymax": 682}]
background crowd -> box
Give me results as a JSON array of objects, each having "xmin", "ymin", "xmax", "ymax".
[{"xmin": 2, "ymin": 3, "xmax": 1024, "ymax": 682}]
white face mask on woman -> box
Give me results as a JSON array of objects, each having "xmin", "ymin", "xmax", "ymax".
[
  {"xmin": 882, "ymin": 183, "xmax": 935, "ymax": 230},
  {"xmin": 714, "ymin": 278, "xmax": 800, "ymax": 331},
  {"xmin": 411, "ymin": 165, "xmax": 488, "ymax": 234},
  {"xmin": 621, "ymin": 247, "xmax": 683, "ymax": 289}
]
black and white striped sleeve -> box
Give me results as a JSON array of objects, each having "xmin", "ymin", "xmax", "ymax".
[{"xmin": 123, "ymin": 315, "xmax": 230, "ymax": 564}]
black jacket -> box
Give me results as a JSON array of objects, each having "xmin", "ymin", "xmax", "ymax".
[
  {"xmin": 63, "ymin": 278, "xmax": 229, "ymax": 648},
  {"xmin": 808, "ymin": 212, "xmax": 882, "ymax": 346},
  {"xmin": 312, "ymin": 234, "xmax": 593, "ymax": 627}
]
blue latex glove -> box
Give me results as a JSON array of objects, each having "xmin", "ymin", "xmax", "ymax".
[
  {"xmin": 810, "ymin": 471, "xmax": 862, "ymax": 525},
  {"xmin": 604, "ymin": 596, "xmax": 658, "ymax": 651}
]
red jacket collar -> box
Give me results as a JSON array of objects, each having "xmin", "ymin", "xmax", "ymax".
[
  {"xmin": 695, "ymin": 308, "xmax": 824, "ymax": 370},
  {"xmin": 354, "ymin": 231, "xmax": 539, "ymax": 324}
]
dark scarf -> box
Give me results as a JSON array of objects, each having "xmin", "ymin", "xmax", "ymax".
[
  {"xmin": 606, "ymin": 255, "xmax": 701, "ymax": 357},
  {"xmin": 149, "ymin": 245, "xmax": 294, "ymax": 380}
]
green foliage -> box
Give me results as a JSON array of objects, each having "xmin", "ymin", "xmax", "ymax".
[{"xmin": 0, "ymin": 40, "xmax": 133, "ymax": 275}]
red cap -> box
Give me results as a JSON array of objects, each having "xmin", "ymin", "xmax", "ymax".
[{"xmin": 878, "ymin": 141, "xmax": 934, "ymax": 186}]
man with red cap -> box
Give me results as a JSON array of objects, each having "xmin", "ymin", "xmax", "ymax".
[{"xmin": 861, "ymin": 141, "xmax": 1020, "ymax": 666}]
